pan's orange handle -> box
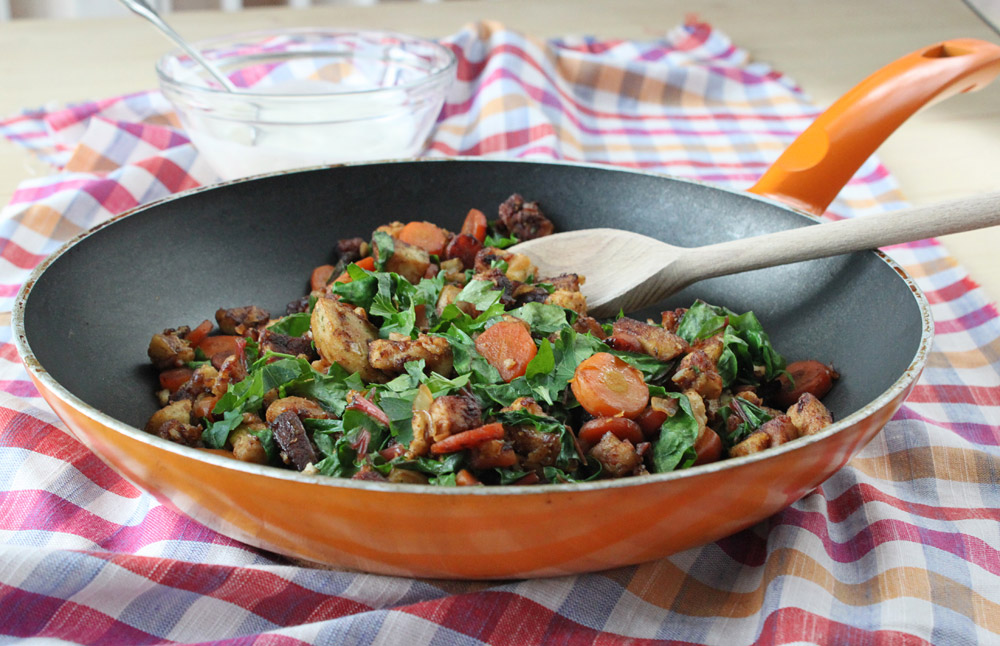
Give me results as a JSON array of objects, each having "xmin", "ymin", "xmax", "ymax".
[{"xmin": 748, "ymin": 39, "xmax": 1000, "ymax": 215}]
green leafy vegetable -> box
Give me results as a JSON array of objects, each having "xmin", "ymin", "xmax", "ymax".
[
  {"xmin": 720, "ymin": 397, "xmax": 773, "ymax": 447},
  {"xmin": 330, "ymin": 265, "xmax": 378, "ymax": 310},
  {"xmin": 676, "ymin": 301, "xmax": 786, "ymax": 386},
  {"xmin": 266, "ymin": 312, "xmax": 312, "ymax": 337},
  {"xmin": 507, "ymin": 302, "xmax": 572, "ymax": 335},
  {"xmin": 334, "ymin": 268, "xmax": 446, "ymax": 339},
  {"xmin": 453, "ymin": 279, "xmax": 504, "ymax": 311},
  {"xmin": 393, "ymin": 453, "xmax": 464, "ymax": 477},
  {"xmin": 650, "ymin": 392, "xmax": 701, "ymax": 472},
  {"xmin": 493, "ymin": 408, "xmax": 577, "ymax": 470},
  {"xmin": 309, "ymin": 411, "xmax": 390, "ymax": 478},
  {"xmin": 483, "ymin": 232, "xmax": 518, "ymax": 249},
  {"xmin": 372, "ymin": 231, "xmax": 394, "ymax": 271}
]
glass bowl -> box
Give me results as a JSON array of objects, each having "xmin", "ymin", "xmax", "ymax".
[{"xmin": 156, "ymin": 28, "xmax": 457, "ymax": 180}]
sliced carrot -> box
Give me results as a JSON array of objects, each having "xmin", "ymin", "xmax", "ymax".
[
  {"xmin": 578, "ymin": 416, "xmax": 644, "ymax": 448},
  {"xmin": 398, "ymin": 221, "xmax": 449, "ymax": 257},
  {"xmin": 198, "ymin": 335, "xmax": 243, "ymax": 360},
  {"xmin": 192, "ymin": 395, "xmax": 219, "ymax": 421},
  {"xmin": 692, "ymin": 428, "xmax": 723, "ymax": 466},
  {"xmin": 455, "ymin": 469, "xmax": 482, "ymax": 486},
  {"xmin": 430, "ymin": 422, "xmax": 505, "ymax": 455},
  {"xmin": 772, "ymin": 360, "xmax": 838, "ymax": 408},
  {"xmin": 159, "ymin": 367, "xmax": 193, "ymax": 393},
  {"xmin": 635, "ymin": 406, "xmax": 668, "ymax": 437},
  {"xmin": 570, "ymin": 352, "xmax": 649, "ymax": 419},
  {"xmin": 635, "ymin": 397, "xmax": 680, "ymax": 438},
  {"xmin": 475, "ymin": 320, "xmax": 538, "ymax": 382},
  {"xmin": 186, "ymin": 319, "xmax": 214, "ymax": 348},
  {"xmin": 310, "ymin": 264, "xmax": 336, "ymax": 292},
  {"xmin": 460, "ymin": 208, "xmax": 488, "ymax": 243},
  {"xmin": 333, "ymin": 256, "xmax": 376, "ymax": 284}
]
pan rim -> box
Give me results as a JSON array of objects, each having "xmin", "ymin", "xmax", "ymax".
[{"xmin": 11, "ymin": 157, "xmax": 934, "ymax": 498}]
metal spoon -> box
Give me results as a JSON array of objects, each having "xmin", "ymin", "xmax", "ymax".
[
  {"xmin": 511, "ymin": 191, "xmax": 1000, "ymax": 317},
  {"xmin": 118, "ymin": 0, "xmax": 239, "ymax": 93}
]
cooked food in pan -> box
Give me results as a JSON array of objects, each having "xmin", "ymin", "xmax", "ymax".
[{"xmin": 145, "ymin": 194, "xmax": 837, "ymax": 485}]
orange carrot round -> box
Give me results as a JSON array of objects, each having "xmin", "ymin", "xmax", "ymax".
[
  {"xmin": 192, "ymin": 395, "xmax": 219, "ymax": 421},
  {"xmin": 430, "ymin": 422, "xmax": 505, "ymax": 455},
  {"xmin": 159, "ymin": 367, "xmax": 193, "ymax": 393},
  {"xmin": 475, "ymin": 320, "xmax": 538, "ymax": 382},
  {"xmin": 571, "ymin": 352, "xmax": 649, "ymax": 419},
  {"xmin": 460, "ymin": 208, "xmax": 488, "ymax": 243},
  {"xmin": 310, "ymin": 264, "xmax": 336, "ymax": 292},
  {"xmin": 693, "ymin": 428, "xmax": 723, "ymax": 466},
  {"xmin": 398, "ymin": 221, "xmax": 449, "ymax": 256},
  {"xmin": 578, "ymin": 416, "xmax": 644, "ymax": 448},
  {"xmin": 455, "ymin": 469, "xmax": 483, "ymax": 486},
  {"xmin": 635, "ymin": 406, "xmax": 668, "ymax": 437},
  {"xmin": 333, "ymin": 256, "xmax": 376, "ymax": 284},
  {"xmin": 186, "ymin": 319, "xmax": 214, "ymax": 348},
  {"xmin": 197, "ymin": 335, "xmax": 243, "ymax": 360},
  {"xmin": 772, "ymin": 360, "xmax": 837, "ymax": 408}
]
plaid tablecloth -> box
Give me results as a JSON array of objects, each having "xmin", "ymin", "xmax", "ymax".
[{"xmin": 1, "ymin": 20, "xmax": 998, "ymax": 645}]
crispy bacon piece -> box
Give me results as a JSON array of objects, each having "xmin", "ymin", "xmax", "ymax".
[
  {"xmin": 496, "ymin": 193, "xmax": 554, "ymax": 241},
  {"xmin": 259, "ymin": 328, "xmax": 315, "ymax": 359},
  {"xmin": 611, "ymin": 317, "xmax": 688, "ymax": 361},
  {"xmin": 216, "ymin": 305, "xmax": 270, "ymax": 336}
]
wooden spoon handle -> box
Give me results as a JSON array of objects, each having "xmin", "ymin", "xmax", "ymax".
[{"xmin": 679, "ymin": 191, "xmax": 1000, "ymax": 283}]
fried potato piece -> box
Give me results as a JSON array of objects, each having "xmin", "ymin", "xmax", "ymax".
[
  {"xmin": 729, "ymin": 415, "xmax": 799, "ymax": 458},
  {"xmin": 429, "ymin": 393, "xmax": 482, "ymax": 442},
  {"xmin": 145, "ymin": 399, "xmax": 203, "ymax": 447},
  {"xmin": 380, "ymin": 238, "xmax": 431, "ymax": 284},
  {"xmin": 672, "ymin": 346, "xmax": 723, "ymax": 400},
  {"xmin": 311, "ymin": 297, "xmax": 385, "ymax": 382},
  {"xmin": 588, "ymin": 432, "xmax": 643, "ymax": 478},
  {"xmin": 369, "ymin": 334, "xmax": 454, "ymax": 376},
  {"xmin": 787, "ymin": 392, "xmax": 834, "ymax": 436},
  {"xmin": 545, "ymin": 289, "xmax": 588, "ymax": 315},
  {"xmin": 231, "ymin": 418, "xmax": 269, "ymax": 465},
  {"xmin": 147, "ymin": 329, "xmax": 194, "ymax": 370}
]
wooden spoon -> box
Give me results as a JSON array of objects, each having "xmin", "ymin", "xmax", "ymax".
[{"xmin": 511, "ymin": 191, "xmax": 1000, "ymax": 317}]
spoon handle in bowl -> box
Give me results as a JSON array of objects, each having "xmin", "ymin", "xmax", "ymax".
[
  {"xmin": 118, "ymin": 0, "xmax": 239, "ymax": 93},
  {"xmin": 678, "ymin": 191, "xmax": 1000, "ymax": 283}
]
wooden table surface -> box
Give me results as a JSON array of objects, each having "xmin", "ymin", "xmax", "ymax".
[{"xmin": 2, "ymin": 0, "xmax": 998, "ymax": 302}]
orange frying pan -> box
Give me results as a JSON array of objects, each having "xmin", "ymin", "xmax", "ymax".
[{"xmin": 13, "ymin": 38, "xmax": 1000, "ymax": 578}]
